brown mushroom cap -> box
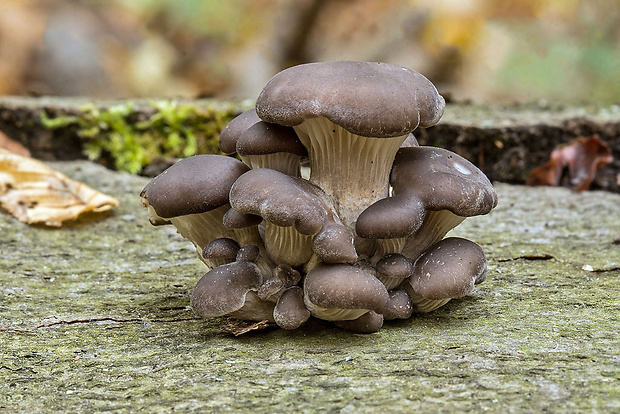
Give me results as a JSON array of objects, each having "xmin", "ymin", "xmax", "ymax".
[
  {"xmin": 335, "ymin": 311, "xmax": 384, "ymax": 334},
  {"xmin": 383, "ymin": 290, "xmax": 413, "ymax": 320},
  {"xmin": 190, "ymin": 260, "xmax": 262, "ymax": 318},
  {"xmin": 236, "ymin": 121, "xmax": 307, "ymax": 157},
  {"xmin": 304, "ymin": 263, "xmax": 389, "ymax": 319},
  {"xmin": 273, "ymin": 286, "xmax": 311, "ymax": 330},
  {"xmin": 140, "ymin": 154, "xmax": 249, "ymax": 219},
  {"xmin": 229, "ymin": 168, "xmax": 328, "ymax": 235},
  {"xmin": 256, "ymin": 61, "xmax": 445, "ymax": 137},
  {"xmin": 391, "ymin": 147, "xmax": 498, "ymax": 215},
  {"xmin": 356, "ymin": 146, "xmax": 497, "ymax": 241},
  {"xmin": 409, "ymin": 237, "xmax": 487, "ymax": 300},
  {"xmin": 218, "ymin": 109, "xmax": 261, "ymax": 155},
  {"xmin": 202, "ymin": 238, "xmax": 240, "ymax": 265}
]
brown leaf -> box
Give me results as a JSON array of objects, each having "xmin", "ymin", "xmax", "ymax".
[
  {"xmin": 0, "ymin": 130, "xmax": 31, "ymax": 157},
  {"xmin": 526, "ymin": 135, "xmax": 613, "ymax": 191},
  {"xmin": 0, "ymin": 148, "xmax": 119, "ymax": 226},
  {"xmin": 220, "ymin": 318, "xmax": 275, "ymax": 336}
]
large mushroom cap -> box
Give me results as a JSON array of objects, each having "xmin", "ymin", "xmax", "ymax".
[
  {"xmin": 256, "ymin": 61, "xmax": 445, "ymax": 137},
  {"xmin": 140, "ymin": 154, "xmax": 249, "ymax": 219},
  {"xmin": 391, "ymin": 147, "xmax": 498, "ymax": 216}
]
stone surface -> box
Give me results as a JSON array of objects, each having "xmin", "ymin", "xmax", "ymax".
[{"xmin": 1, "ymin": 160, "xmax": 619, "ymax": 412}]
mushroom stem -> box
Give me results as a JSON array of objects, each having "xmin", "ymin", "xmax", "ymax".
[
  {"xmin": 264, "ymin": 222, "xmax": 314, "ymax": 267},
  {"xmin": 169, "ymin": 204, "xmax": 235, "ymax": 253},
  {"xmin": 239, "ymin": 153, "xmax": 302, "ymax": 177},
  {"xmin": 407, "ymin": 293, "xmax": 451, "ymax": 313},
  {"xmin": 294, "ymin": 118, "xmax": 406, "ymax": 230},
  {"xmin": 401, "ymin": 210, "xmax": 465, "ymax": 260}
]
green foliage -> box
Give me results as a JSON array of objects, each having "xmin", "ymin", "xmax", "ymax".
[{"xmin": 41, "ymin": 100, "xmax": 244, "ymax": 174}]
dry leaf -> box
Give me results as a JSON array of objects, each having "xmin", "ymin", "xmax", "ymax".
[
  {"xmin": 526, "ymin": 134, "xmax": 613, "ymax": 191},
  {"xmin": 0, "ymin": 130, "xmax": 30, "ymax": 157},
  {"xmin": 0, "ymin": 148, "xmax": 119, "ymax": 226},
  {"xmin": 220, "ymin": 318, "xmax": 275, "ymax": 336}
]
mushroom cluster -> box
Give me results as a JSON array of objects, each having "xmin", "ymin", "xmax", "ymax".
[{"xmin": 141, "ymin": 61, "xmax": 497, "ymax": 333}]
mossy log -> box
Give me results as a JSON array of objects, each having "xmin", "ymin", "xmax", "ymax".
[
  {"xmin": 0, "ymin": 97, "xmax": 619, "ymax": 188},
  {"xmin": 1, "ymin": 161, "xmax": 619, "ymax": 412}
]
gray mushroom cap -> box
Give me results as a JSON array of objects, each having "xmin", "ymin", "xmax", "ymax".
[
  {"xmin": 335, "ymin": 311, "xmax": 384, "ymax": 334},
  {"xmin": 236, "ymin": 121, "xmax": 307, "ymax": 157},
  {"xmin": 409, "ymin": 237, "xmax": 487, "ymax": 300},
  {"xmin": 190, "ymin": 260, "xmax": 262, "ymax": 318},
  {"xmin": 229, "ymin": 168, "xmax": 328, "ymax": 235},
  {"xmin": 202, "ymin": 238, "xmax": 240, "ymax": 265},
  {"xmin": 218, "ymin": 109, "xmax": 261, "ymax": 155},
  {"xmin": 256, "ymin": 61, "xmax": 445, "ymax": 137},
  {"xmin": 273, "ymin": 286, "xmax": 311, "ymax": 330},
  {"xmin": 304, "ymin": 264, "xmax": 389, "ymax": 316},
  {"xmin": 140, "ymin": 154, "xmax": 249, "ymax": 219},
  {"xmin": 392, "ymin": 147, "xmax": 498, "ymax": 215},
  {"xmin": 356, "ymin": 146, "xmax": 497, "ymax": 240}
]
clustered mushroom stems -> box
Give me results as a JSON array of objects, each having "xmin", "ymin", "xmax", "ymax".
[
  {"xmin": 294, "ymin": 118, "xmax": 407, "ymax": 230},
  {"xmin": 141, "ymin": 61, "xmax": 497, "ymax": 334}
]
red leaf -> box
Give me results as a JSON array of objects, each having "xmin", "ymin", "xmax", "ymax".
[{"xmin": 527, "ymin": 135, "xmax": 613, "ymax": 191}]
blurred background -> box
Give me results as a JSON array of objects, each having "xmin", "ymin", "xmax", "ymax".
[{"xmin": 1, "ymin": 0, "xmax": 619, "ymax": 104}]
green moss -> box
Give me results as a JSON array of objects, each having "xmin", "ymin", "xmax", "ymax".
[{"xmin": 40, "ymin": 99, "xmax": 247, "ymax": 173}]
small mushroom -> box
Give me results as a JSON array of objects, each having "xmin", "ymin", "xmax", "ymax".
[
  {"xmin": 335, "ymin": 311, "xmax": 384, "ymax": 334},
  {"xmin": 190, "ymin": 260, "xmax": 275, "ymax": 321},
  {"xmin": 255, "ymin": 61, "xmax": 445, "ymax": 230},
  {"xmin": 375, "ymin": 253, "xmax": 414, "ymax": 290},
  {"xmin": 236, "ymin": 121, "xmax": 307, "ymax": 177},
  {"xmin": 303, "ymin": 263, "xmax": 389, "ymax": 321},
  {"xmin": 201, "ymin": 238, "xmax": 240, "ymax": 268},
  {"xmin": 404, "ymin": 237, "xmax": 487, "ymax": 313},
  {"xmin": 383, "ymin": 290, "xmax": 413, "ymax": 320},
  {"xmin": 140, "ymin": 154, "xmax": 252, "ymax": 264},
  {"xmin": 218, "ymin": 109, "xmax": 261, "ymax": 155},
  {"xmin": 229, "ymin": 168, "xmax": 356, "ymax": 268},
  {"xmin": 273, "ymin": 286, "xmax": 311, "ymax": 330}
]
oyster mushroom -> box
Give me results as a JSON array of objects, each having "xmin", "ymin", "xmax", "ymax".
[
  {"xmin": 218, "ymin": 109, "xmax": 261, "ymax": 155},
  {"xmin": 229, "ymin": 168, "xmax": 356, "ymax": 268},
  {"xmin": 404, "ymin": 237, "xmax": 487, "ymax": 313},
  {"xmin": 236, "ymin": 121, "xmax": 307, "ymax": 177},
  {"xmin": 335, "ymin": 311, "xmax": 384, "ymax": 334},
  {"xmin": 303, "ymin": 263, "xmax": 389, "ymax": 321},
  {"xmin": 255, "ymin": 61, "xmax": 445, "ymax": 230},
  {"xmin": 357, "ymin": 146, "xmax": 497, "ymax": 262},
  {"xmin": 190, "ymin": 259, "xmax": 275, "ymax": 322},
  {"xmin": 273, "ymin": 286, "xmax": 311, "ymax": 330},
  {"xmin": 140, "ymin": 154, "xmax": 257, "ymax": 266}
]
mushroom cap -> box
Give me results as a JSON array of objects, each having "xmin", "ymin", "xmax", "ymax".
[
  {"xmin": 229, "ymin": 168, "xmax": 329, "ymax": 235},
  {"xmin": 140, "ymin": 154, "xmax": 249, "ymax": 219},
  {"xmin": 218, "ymin": 109, "xmax": 261, "ymax": 154},
  {"xmin": 202, "ymin": 238, "xmax": 240, "ymax": 263},
  {"xmin": 409, "ymin": 237, "xmax": 487, "ymax": 300},
  {"xmin": 222, "ymin": 208, "xmax": 262, "ymax": 229},
  {"xmin": 190, "ymin": 260, "xmax": 262, "ymax": 318},
  {"xmin": 384, "ymin": 290, "xmax": 414, "ymax": 320},
  {"xmin": 335, "ymin": 311, "xmax": 384, "ymax": 334},
  {"xmin": 356, "ymin": 193, "xmax": 425, "ymax": 239},
  {"xmin": 304, "ymin": 264, "xmax": 389, "ymax": 314},
  {"xmin": 273, "ymin": 286, "xmax": 311, "ymax": 330},
  {"xmin": 376, "ymin": 253, "xmax": 414, "ymax": 280},
  {"xmin": 256, "ymin": 61, "xmax": 445, "ymax": 138},
  {"xmin": 392, "ymin": 147, "xmax": 498, "ymax": 216},
  {"xmin": 236, "ymin": 121, "xmax": 307, "ymax": 157}
]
